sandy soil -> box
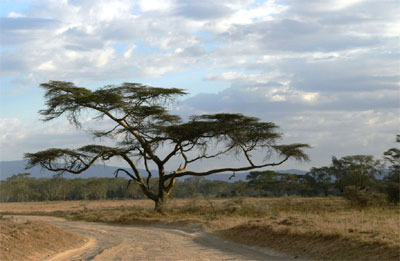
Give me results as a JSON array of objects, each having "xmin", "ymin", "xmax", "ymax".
[
  {"xmin": 0, "ymin": 217, "xmax": 87, "ymax": 261},
  {"xmin": 12, "ymin": 216, "xmax": 291, "ymax": 261}
]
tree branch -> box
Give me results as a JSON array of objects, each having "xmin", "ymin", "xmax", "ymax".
[
  {"xmin": 114, "ymin": 168, "xmax": 138, "ymax": 181},
  {"xmin": 165, "ymin": 156, "xmax": 290, "ymax": 180},
  {"xmin": 162, "ymin": 142, "xmax": 181, "ymax": 164},
  {"xmin": 143, "ymin": 152, "xmax": 153, "ymax": 189},
  {"xmin": 175, "ymin": 147, "xmax": 189, "ymax": 174},
  {"xmin": 241, "ymin": 145, "xmax": 255, "ymax": 167},
  {"xmin": 187, "ymin": 144, "xmax": 236, "ymax": 163}
]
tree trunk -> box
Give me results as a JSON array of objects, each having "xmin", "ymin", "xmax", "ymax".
[{"xmin": 154, "ymin": 195, "xmax": 167, "ymax": 213}]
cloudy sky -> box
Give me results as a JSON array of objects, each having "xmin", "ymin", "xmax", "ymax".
[{"xmin": 0, "ymin": 0, "xmax": 399, "ymax": 171}]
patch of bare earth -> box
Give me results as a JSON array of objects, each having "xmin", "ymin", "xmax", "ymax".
[
  {"xmin": 0, "ymin": 216, "xmax": 87, "ymax": 261},
  {"xmin": 218, "ymin": 218, "xmax": 399, "ymax": 260}
]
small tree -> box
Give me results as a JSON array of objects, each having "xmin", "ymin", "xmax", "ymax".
[
  {"xmin": 331, "ymin": 155, "xmax": 384, "ymax": 193},
  {"xmin": 306, "ymin": 166, "xmax": 333, "ymax": 196},
  {"xmin": 383, "ymin": 147, "xmax": 400, "ymax": 204},
  {"xmin": 246, "ymin": 171, "xmax": 285, "ymax": 196},
  {"xmin": 25, "ymin": 81, "xmax": 309, "ymax": 212}
]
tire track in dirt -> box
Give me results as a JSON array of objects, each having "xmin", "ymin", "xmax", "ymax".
[{"xmin": 14, "ymin": 216, "xmax": 292, "ymax": 261}]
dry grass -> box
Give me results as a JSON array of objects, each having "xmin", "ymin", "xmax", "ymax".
[
  {"xmin": 0, "ymin": 199, "xmax": 153, "ymax": 214},
  {"xmin": 1, "ymin": 197, "xmax": 399, "ymax": 260},
  {"xmin": 0, "ymin": 216, "xmax": 87, "ymax": 261}
]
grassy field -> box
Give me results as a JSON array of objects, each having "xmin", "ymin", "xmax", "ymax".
[{"xmin": 1, "ymin": 197, "xmax": 399, "ymax": 260}]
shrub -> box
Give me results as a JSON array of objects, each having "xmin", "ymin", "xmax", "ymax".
[
  {"xmin": 385, "ymin": 172, "xmax": 400, "ymax": 204},
  {"xmin": 344, "ymin": 186, "xmax": 387, "ymax": 207}
]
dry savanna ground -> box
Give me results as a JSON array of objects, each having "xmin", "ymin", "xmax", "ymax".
[
  {"xmin": 1, "ymin": 197, "xmax": 399, "ymax": 260},
  {"xmin": 0, "ymin": 216, "xmax": 87, "ymax": 261}
]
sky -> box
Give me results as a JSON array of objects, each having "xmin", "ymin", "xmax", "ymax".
[{"xmin": 0, "ymin": 0, "xmax": 399, "ymax": 172}]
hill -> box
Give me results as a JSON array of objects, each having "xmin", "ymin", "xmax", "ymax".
[{"xmin": 0, "ymin": 160, "xmax": 136, "ymax": 180}]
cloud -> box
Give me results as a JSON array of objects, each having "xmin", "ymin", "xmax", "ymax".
[
  {"xmin": 138, "ymin": 0, "xmax": 173, "ymax": 12},
  {"xmin": 0, "ymin": 118, "xmax": 83, "ymax": 160},
  {"xmin": 0, "ymin": 116, "xmax": 121, "ymax": 161},
  {"xmin": 176, "ymin": 92, "xmax": 399, "ymax": 169},
  {"xmin": 62, "ymin": 27, "xmax": 106, "ymax": 51},
  {"xmin": 0, "ymin": 0, "xmax": 292, "ymax": 81},
  {"xmin": 0, "ymin": 16, "xmax": 59, "ymax": 31},
  {"xmin": 175, "ymin": 1, "xmax": 233, "ymax": 21},
  {"xmin": 0, "ymin": 17, "xmax": 60, "ymax": 45},
  {"xmin": 0, "ymin": 0, "xmax": 398, "ymax": 169}
]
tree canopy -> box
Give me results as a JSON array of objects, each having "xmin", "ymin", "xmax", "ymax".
[
  {"xmin": 330, "ymin": 155, "xmax": 384, "ymax": 193},
  {"xmin": 25, "ymin": 81, "xmax": 310, "ymax": 211}
]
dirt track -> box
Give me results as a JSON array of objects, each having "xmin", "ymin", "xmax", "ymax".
[{"xmin": 14, "ymin": 216, "xmax": 290, "ymax": 261}]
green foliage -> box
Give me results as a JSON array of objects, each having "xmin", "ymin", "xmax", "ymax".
[
  {"xmin": 0, "ymin": 175, "xmax": 242, "ymax": 202},
  {"xmin": 165, "ymin": 113, "xmax": 280, "ymax": 146},
  {"xmin": 311, "ymin": 152, "xmax": 396, "ymax": 205},
  {"xmin": 343, "ymin": 186, "xmax": 387, "ymax": 207},
  {"xmin": 384, "ymin": 172, "xmax": 400, "ymax": 204},
  {"xmin": 383, "ymin": 147, "xmax": 400, "ymax": 204},
  {"xmin": 306, "ymin": 167, "xmax": 334, "ymax": 196},
  {"xmin": 246, "ymin": 170, "xmax": 314, "ymax": 197},
  {"xmin": 0, "ymin": 175, "xmax": 147, "ymax": 202},
  {"xmin": 272, "ymin": 144, "xmax": 311, "ymax": 162},
  {"xmin": 331, "ymin": 155, "xmax": 384, "ymax": 192},
  {"xmin": 0, "ymin": 172, "xmax": 320, "ymax": 203},
  {"xmin": 0, "ymin": 173, "xmax": 39, "ymax": 202},
  {"xmin": 39, "ymin": 81, "xmax": 186, "ymax": 126}
]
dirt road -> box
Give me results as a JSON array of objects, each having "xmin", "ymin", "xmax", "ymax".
[{"xmin": 13, "ymin": 216, "xmax": 290, "ymax": 261}]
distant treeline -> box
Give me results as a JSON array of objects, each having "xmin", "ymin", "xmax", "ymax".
[
  {"xmin": 0, "ymin": 172, "xmax": 314, "ymax": 202},
  {"xmin": 1, "ymin": 153, "xmax": 398, "ymax": 205}
]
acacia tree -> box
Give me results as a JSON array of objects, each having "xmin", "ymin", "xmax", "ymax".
[
  {"xmin": 25, "ymin": 81, "xmax": 310, "ymax": 212},
  {"xmin": 331, "ymin": 155, "xmax": 384, "ymax": 193}
]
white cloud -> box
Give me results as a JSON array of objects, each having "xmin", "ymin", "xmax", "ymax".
[
  {"xmin": 95, "ymin": 48, "xmax": 115, "ymax": 67},
  {"xmin": 270, "ymin": 94, "xmax": 286, "ymax": 102},
  {"xmin": 8, "ymin": 12, "xmax": 24, "ymax": 18},
  {"xmin": 3, "ymin": 0, "xmax": 397, "ymax": 83},
  {"xmin": 138, "ymin": 0, "xmax": 173, "ymax": 12},
  {"xmin": 302, "ymin": 92, "xmax": 318, "ymax": 103},
  {"xmin": 207, "ymin": 0, "xmax": 287, "ymax": 32},
  {"xmin": 0, "ymin": 116, "xmax": 121, "ymax": 161},
  {"xmin": 1, "ymin": 0, "xmax": 398, "ymax": 169},
  {"xmin": 306, "ymin": 0, "xmax": 364, "ymax": 11},
  {"xmin": 37, "ymin": 60, "xmax": 56, "ymax": 71},
  {"xmin": 0, "ymin": 118, "xmax": 23, "ymax": 143},
  {"xmin": 123, "ymin": 44, "xmax": 136, "ymax": 58},
  {"xmin": 96, "ymin": 1, "xmax": 132, "ymax": 21}
]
